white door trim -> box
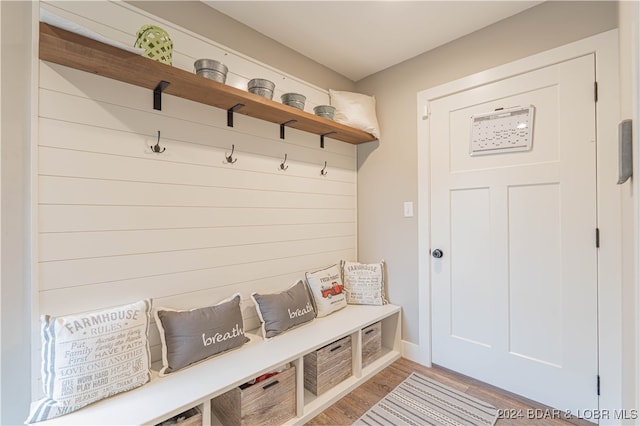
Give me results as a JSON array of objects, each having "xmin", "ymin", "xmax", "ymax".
[
  {"xmin": 635, "ymin": 1, "xmax": 640, "ymax": 417},
  {"xmin": 416, "ymin": 29, "xmax": 622, "ymax": 415}
]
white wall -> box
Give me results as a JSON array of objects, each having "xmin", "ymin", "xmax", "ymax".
[
  {"xmin": 635, "ymin": 3, "xmax": 640, "ymax": 419},
  {"xmin": 1, "ymin": 1, "xmax": 34, "ymax": 424},
  {"xmin": 126, "ymin": 0, "xmax": 356, "ymax": 93},
  {"xmin": 0, "ymin": 0, "xmax": 360, "ymax": 420},
  {"xmin": 618, "ymin": 1, "xmax": 640, "ymax": 421},
  {"xmin": 0, "ymin": 6, "xmax": 4, "ymax": 420},
  {"xmin": 0, "ymin": 2, "xmax": 3, "ymax": 421},
  {"xmin": 355, "ymin": 0, "xmax": 639, "ymax": 417},
  {"xmin": 32, "ymin": 0, "xmax": 357, "ymax": 404},
  {"xmin": 354, "ymin": 0, "xmax": 618, "ymax": 354},
  {"xmin": 618, "ymin": 2, "xmax": 638, "ymax": 416},
  {"xmin": 2, "ymin": 0, "xmax": 634, "ymax": 422}
]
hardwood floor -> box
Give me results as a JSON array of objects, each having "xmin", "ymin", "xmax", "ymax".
[{"xmin": 306, "ymin": 358, "xmax": 595, "ymax": 425}]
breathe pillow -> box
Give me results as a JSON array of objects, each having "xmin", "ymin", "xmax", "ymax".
[
  {"xmin": 305, "ymin": 264, "xmax": 347, "ymax": 317},
  {"xmin": 341, "ymin": 260, "xmax": 388, "ymax": 305},
  {"xmin": 329, "ymin": 89, "xmax": 381, "ymax": 139},
  {"xmin": 26, "ymin": 299, "xmax": 152, "ymax": 423},
  {"xmin": 155, "ymin": 294, "xmax": 249, "ymax": 376},
  {"xmin": 252, "ymin": 280, "xmax": 315, "ymax": 339}
]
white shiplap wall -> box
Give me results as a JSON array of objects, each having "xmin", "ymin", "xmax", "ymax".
[{"xmin": 36, "ymin": 0, "xmax": 357, "ymax": 379}]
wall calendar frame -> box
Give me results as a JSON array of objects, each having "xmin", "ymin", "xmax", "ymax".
[{"xmin": 469, "ymin": 105, "xmax": 535, "ymax": 156}]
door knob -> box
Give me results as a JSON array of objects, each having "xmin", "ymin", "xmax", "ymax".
[{"xmin": 432, "ymin": 249, "xmax": 443, "ymax": 259}]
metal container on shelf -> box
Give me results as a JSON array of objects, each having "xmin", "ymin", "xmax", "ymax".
[
  {"xmin": 248, "ymin": 78, "xmax": 275, "ymax": 99},
  {"xmin": 194, "ymin": 59, "xmax": 228, "ymax": 83},
  {"xmin": 313, "ymin": 105, "xmax": 336, "ymax": 120},
  {"xmin": 281, "ymin": 93, "xmax": 306, "ymax": 110}
]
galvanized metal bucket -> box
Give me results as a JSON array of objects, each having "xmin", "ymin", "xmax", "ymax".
[
  {"xmin": 248, "ymin": 78, "xmax": 275, "ymax": 99},
  {"xmin": 194, "ymin": 59, "xmax": 228, "ymax": 83},
  {"xmin": 313, "ymin": 105, "xmax": 336, "ymax": 120},
  {"xmin": 281, "ymin": 93, "xmax": 306, "ymax": 110}
]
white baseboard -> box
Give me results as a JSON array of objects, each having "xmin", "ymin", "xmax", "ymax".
[{"xmin": 401, "ymin": 340, "xmax": 431, "ymax": 367}]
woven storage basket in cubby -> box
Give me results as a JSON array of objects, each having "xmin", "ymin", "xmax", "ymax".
[{"xmin": 135, "ymin": 25, "xmax": 173, "ymax": 65}]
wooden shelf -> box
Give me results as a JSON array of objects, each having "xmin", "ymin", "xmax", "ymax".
[{"xmin": 38, "ymin": 22, "xmax": 376, "ymax": 145}]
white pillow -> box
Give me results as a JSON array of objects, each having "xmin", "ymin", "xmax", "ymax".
[
  {"xmin": 305, "ymin": 264, "xmax": 347, "ymax": 317},
  {"xmin": 341, "ymin": 260, "xmax": 387, "ymax": 305},
  {"xmin": 329, "ymin": 89, "xmax": 381, "ymax": 139},
  {"xmin": 26, "ymin": 299, "xmax": 152, "ymax": 423}
]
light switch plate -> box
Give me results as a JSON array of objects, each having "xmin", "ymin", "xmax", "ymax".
[{"xmin": 403, "ymin": 201, "xmax": 414, "ymax": 217}]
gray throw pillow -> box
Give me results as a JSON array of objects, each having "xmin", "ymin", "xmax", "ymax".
[
  {"xmin": 252, "ymin": 280, "xmax": 315, "ymax": 339},
  {"xmin": 155, "ymin": 294, "xmax": 249, "ymax": 376}
]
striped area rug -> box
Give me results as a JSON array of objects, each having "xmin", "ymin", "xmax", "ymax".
[{"xmin": 355, "ymin": 372, "xmax": 498, "ymax": 426}]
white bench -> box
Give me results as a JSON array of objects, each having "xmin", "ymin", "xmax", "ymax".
[{"xmin": 31, "ymin": 304, "xmax": 402, "ymax": 425}]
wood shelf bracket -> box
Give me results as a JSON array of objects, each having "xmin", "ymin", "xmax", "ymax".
[
  {"xmin": 153, "ymin": 81, "xmax": 170, "ymax": 111},
  {"xmin": 226, "ymin": 103, "xmax": 245, "ymax": 127}
]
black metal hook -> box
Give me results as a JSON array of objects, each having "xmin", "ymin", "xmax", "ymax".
[
  {"xmin": 224, "ymin": 144, "xmax": 237, "ymax": 164},
  {"xmin": 150, "ymin": 130, "xmax": 166, "ymax": 153},
  {"xmin": 320, "ymin": 161, "xmax": 328, "ymax": 176},
  {"xmin": 279, "ymin": 154, "xmax": 288, "ymax": 171}
]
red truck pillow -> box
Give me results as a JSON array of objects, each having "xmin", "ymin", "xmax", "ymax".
[{"xmin": 305, "ymin": 264, "xmax": 347, "ymax": 317}]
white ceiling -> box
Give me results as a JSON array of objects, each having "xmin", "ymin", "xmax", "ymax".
[{"xmin": 203, "ymin": 1, "xmax": 543, "ymax": 81}]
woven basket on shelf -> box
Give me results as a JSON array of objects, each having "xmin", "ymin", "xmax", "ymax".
[{"xmin": 135, "ymin": 25, "xmax": 173, "ymax": 65}]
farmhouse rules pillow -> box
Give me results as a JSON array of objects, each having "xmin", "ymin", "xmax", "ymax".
[
  {"xmin": 26, "ymin": 299, "xmax": 152, "ymax": 423},
  {"xmin": 341, "ymin": 260, "xmax": 388, "ymax": 305}
]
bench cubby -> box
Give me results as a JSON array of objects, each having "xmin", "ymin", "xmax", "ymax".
[
  {"xmin": 362, "ymin": 321, "xmax": 382, "ymax": 368},
  {"xmin": 303, "ymin": 335, "xmax": 352, "ymax": 396},
  {"xmin": 157, "ymin": 407, "xmax": 202, "ymax": 426},
  {"xmin": 211, "ymin": 365, "xmax": 296, "ymax": 426}
]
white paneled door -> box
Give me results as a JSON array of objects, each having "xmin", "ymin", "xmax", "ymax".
[{"xmin": 430, "ymin": 54, "xmax": 598, "ymax": 414}]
